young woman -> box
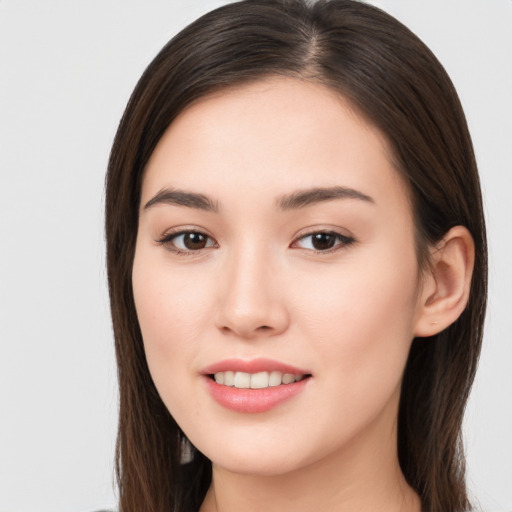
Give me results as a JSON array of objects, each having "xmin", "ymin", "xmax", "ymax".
[{"xmin": 105, "ymin": 1, "xmax": 487, "ymax": 511}]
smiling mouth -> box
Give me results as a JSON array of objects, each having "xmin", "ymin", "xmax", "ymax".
[{"xmin": 209, "ymin": 371, "xmax": 311, "ymax": 389}]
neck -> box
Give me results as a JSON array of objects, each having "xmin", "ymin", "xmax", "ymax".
[{"xmin": 199, "ymin": 398, "xmax": 421, "ymax": 512}]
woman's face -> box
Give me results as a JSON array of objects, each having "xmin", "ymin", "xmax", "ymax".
[{"xmin": 133, "ymin": 77, "xmax": 426, "ymax": 475}]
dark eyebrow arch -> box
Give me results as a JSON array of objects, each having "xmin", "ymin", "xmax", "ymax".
[
  {"xmin": 276, "ymin": 186, "xmax": 375, "ymax": 210},
  {"xmin": 144, "ymin": 188, "xmax": 219, "ymax": 213}
]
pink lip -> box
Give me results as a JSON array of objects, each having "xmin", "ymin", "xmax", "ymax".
[
  {"xmin": 201, "ymin": 358, "xmax": 312, "ymax": 414},
  {"xmin": 201, "ymin": 358, "xmax": 310, "ymax": 376},
  {"xmin": 204, "ymin": 377, "xmax": 310, "ymax": 413}
]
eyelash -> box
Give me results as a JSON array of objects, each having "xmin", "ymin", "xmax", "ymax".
[
  {"xmin": 156, "ymin": 229, "xmax": 217, "ymax": 256},
  {"xmin": 292, "ymin": 230, "xmax": 355, "ymax": 253},
  {"xmin": 156, "ymin": 229, "xmax": 356, "ymax": 256}
]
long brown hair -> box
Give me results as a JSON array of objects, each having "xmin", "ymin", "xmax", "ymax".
[{"xmin": 105, "ymin": 1, "xmax": 487, "ymax": 511}]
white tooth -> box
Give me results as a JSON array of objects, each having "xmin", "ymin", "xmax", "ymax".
[
  {"xmin": 224, "ymin": 371, "xmax": 235, "ymax": 386},
  {"xmin": 295, "ymin": 375, "xmax": 304, "ymax": 382},
  {"xmin": 282, "ymin": 373, "xmax": 296, "ymax": 385},
  {"xmin": 234, "ymin": 371, "xmax": 251, "ymax": 389},
  {"xmin": 250, "ymin": 371, "xmax": 269, "ymax": 389},
  {"xmin": 214, "ymin": 372, "xmax": 224, "ymax": 384},
  {"xmin": 269, "ymin": 371, "xmax": 283, "ymax": 387}
]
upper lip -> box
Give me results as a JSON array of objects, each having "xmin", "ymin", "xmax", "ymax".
[{"xmin": 201, "ymin": 358, "xmax": 311, "ymax": 376}]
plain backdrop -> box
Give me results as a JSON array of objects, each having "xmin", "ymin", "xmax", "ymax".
[{"xmin": 0, "ymin": 1, "xmax": 510, "ymax": 511}]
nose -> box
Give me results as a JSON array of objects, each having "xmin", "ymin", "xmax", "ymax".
[{"xmin": 214, "ymin": 245, "xmax": 289, "ymax": 339}]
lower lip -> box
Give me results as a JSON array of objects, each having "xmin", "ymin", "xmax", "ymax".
[{"xmin": 204, "ymin": 376, "xmax": 310, "ymax": 413}]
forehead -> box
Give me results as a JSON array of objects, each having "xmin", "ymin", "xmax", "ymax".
[{"xmin": 141, "ymin": 77, "xmax": 410, "ymax": 216}]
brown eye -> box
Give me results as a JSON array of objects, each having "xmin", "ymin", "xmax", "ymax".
[
  {"xmin": 311, "ymin": 233, "xmax": 337, "ymax": 250},
  {"xmin": 182, "ymin": 232, "xmax": 208, "ymax": 250},
  {"xmin": 293, "ymin": 231, "xmax": 355, "ymax": 252},
  {"xmin": 158, "ymin": 230, "xmax": 217, "ymax": 253}
]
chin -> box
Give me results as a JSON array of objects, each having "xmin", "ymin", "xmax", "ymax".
[
  {"xmin": 207, "ymin": 450, "xmax": 307, "ymax": 477},
  {"xmin": 190, "ymin": 426, "xmax": 334, "ymax": 478}
]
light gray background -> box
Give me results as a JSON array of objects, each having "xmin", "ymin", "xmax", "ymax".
[{"xmin": 0, "ymin": 1, "xmax": 510, "ymax": 511}]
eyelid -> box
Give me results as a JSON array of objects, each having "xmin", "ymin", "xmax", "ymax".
[
  {"xmin": 155, "ymin": 226, "xmax": 356, "ymax": 255},
  {"xmin": 156, "ymin": 226, "xmax": 218, "ymax": 255},
  {"xmin": 290, "ymin": 228, "xmax": 356, "ymax": 253}
]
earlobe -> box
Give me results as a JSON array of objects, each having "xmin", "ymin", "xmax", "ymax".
[{"xmin": 414, "ymin": 226, "xmax": 475, "ymax": 337}]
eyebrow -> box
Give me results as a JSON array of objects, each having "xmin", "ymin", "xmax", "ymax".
[
  {"xmin": 276, "ymin": 186, "xmax": 375, "ymax": 210},
  {"xmin": 143, "ymin": 185, "xmax": 374, "ymax": 213},
  {"xmin": 144, "ymin": 188, "xmax": 219, "ymax": 212}
]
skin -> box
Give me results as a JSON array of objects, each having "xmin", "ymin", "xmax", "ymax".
[{"xmin": 132, "ymin": 77, "xmax": 473, "ymax": 512}]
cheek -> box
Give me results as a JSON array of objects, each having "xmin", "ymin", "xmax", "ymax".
[
  {"xmin": 133, "ymin": 238, "xmax": 213, "ymax": 335},
  {"xmin": 293, "ymin": 248, "xmax": 419, "ymax": 400},
  {"xmin": 132, "ymin": 246, "xmax": 206, "ymax": 386},
  {"xmin": 132, "ymin": 252, "xmax": 213, "ymax": 432}
]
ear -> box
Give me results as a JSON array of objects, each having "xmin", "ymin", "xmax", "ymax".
[{"xmin": 414, "ymin": 226, "xmax": 475, "ymax": 337}]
